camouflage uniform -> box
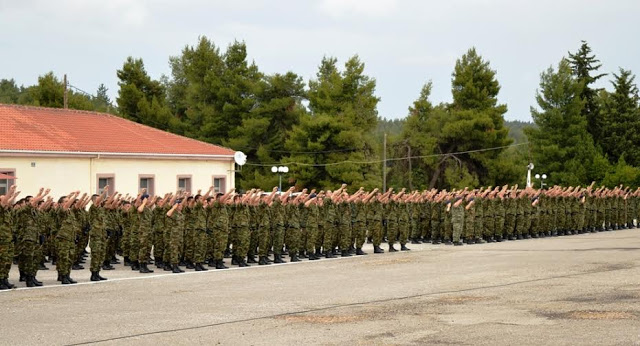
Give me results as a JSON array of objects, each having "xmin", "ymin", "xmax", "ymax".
[
  {"xmin": 0, "ymin": 206, "xmax": 14, "ymax": 281},
  {"xmin": 192, "ymin": 202, "xmax": 209, "ymax": 265},
  {"xmin": 271, "ymin": 200, "xmax": 286, "ymax": 256},
  {"xmin": 138, "ymin": 207, "xmax": 154, "ymax": 265},
  {"xmin": 56, "ymin": 209, "xmax": 76, "ymax": 277},
  {"xmin": 88, "ymin": 205, "xmax": 106, "ymax": 272},
  {"xmin": 353, "ymin": 202, "xmax": 367, "ymax": 250},
  {"xmin": 451, "ymin": 201, "xmax": 465, "ymax": 243},
  {"xmin": 211, "ymin": 202, "xmax": 230, "ymax": 261},
  {"xmin": 368, "ymin": 200, "xmax": 383, "ymax": 247},
  {"xmin": 167, "ymin": 209, "xmax": 185, "ymax": 266},
  {"xmin": 17, "ymin": 205, "xmax": 41, "ymax": 278}
]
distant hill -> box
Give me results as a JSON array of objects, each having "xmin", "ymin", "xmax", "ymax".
[
  {"xmin": 504, "ymin": 120, "xmax": 535, "ymax": 144},
  {"xmin": 376, "ymin": 118, "xmax": 534, "ymax": 144}
]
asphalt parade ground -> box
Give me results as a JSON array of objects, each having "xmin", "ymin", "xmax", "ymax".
[{"xmin": 2, "ymin": 229, "xmax": 640, "ymax": 346}]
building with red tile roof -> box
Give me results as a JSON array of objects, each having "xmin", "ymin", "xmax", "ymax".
[{"xmin": 0, "ymin": 104, "xmax": 236, "ymax": 196}]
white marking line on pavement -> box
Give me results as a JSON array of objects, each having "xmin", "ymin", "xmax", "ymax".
[{"xmin": 0, "ymin": 247, "xmax": 426, "ymax": 294}]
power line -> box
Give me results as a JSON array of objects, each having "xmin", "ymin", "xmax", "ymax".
[
  {"xmin": 244, "ymin": 142, "xmax": 529, "ymax": 167},
  {"xmin": 232, "ymin": 145, "xmax": 364, "ymax": 154}
]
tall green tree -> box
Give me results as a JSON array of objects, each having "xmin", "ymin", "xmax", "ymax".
[
  {"xmin": 0, "ymin": 79, "xmax": 22, "ymax": 104},
  {"xmin": 568, "ymin": 41, "xmax": 606, "ymax": 144},
  {"xmin": 599, "ymin": 69, "xmax": 640, "ymax": 166},
  {"xmin": 116, "ymin": 57, "xmax": 172, "ymax": 130},
  {"xmin": 284, "ymin": 56, "xmax": 381, "ymax": 190},
  {"xmin": 226, "ymin": 72, "xmax": 307, "ymax": 190},
  {"xmin": 525, "ymin": 59, "xmax": 608, "ymax": 186}
]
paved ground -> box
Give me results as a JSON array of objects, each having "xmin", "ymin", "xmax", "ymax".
[{"xmin": 2, "ymin": 229, "xmax": 640, "ymax": 346}]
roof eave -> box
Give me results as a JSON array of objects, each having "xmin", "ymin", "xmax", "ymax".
[{"xmin": 0, "ymin": 149, "xmax": 234, "ymax": 161}]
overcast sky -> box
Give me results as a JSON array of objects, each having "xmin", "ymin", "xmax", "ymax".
[{"xmin": 1, "ymin": 0, "xmax": 638, "ymax": 121}]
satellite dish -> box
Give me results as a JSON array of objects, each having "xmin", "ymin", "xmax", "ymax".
[
  {"xmin": 234, "ymin": 151, "xmax": 247, "ymax": 166},
  {"xmin": 527, "ymin": 163, "xmax": 535, "ymax": 170}
]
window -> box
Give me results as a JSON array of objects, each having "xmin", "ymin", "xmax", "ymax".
[
  {"xmin": 139, "ymin": 175, "xmax": 155, "ymax": 195},
  {"xmin": 213, "ymin": 177, "xmax": 226, "ymax": 194},
  {"xmin": 96, "ymin": 174, "xmax": 115, "ymax": 196},
  {"xmin": 177, "ymin": 175, "xmax": 192, "ymax": 193},
  {"xmin": 0, "ymin": 170, "xmax": 16, "ymax": 196}
]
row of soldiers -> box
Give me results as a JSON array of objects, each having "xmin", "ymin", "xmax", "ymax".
[{"xmin": 1, "ymin": 183, "xmax": 638, "ymax": 289}]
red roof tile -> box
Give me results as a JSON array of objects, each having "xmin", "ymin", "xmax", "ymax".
[{"xmin": 0, "ymin": 104, "xmax": 235, "ymax": 157}]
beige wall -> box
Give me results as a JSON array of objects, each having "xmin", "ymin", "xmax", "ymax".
[{"xmin": 0, "ymin": 156, "xmax": 234, "ymax": 197}]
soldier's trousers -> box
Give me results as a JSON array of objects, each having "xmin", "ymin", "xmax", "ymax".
[
  {"xmin": 494, "ymin": 215, "xmax": 505, "ymax": 238},
  {"xmin": 443, "ymin": 218, "xmax": 453, "ymax": 241},
  {"xmin": 353, "ymin": 222, "xmax": 366, "ymax": 249},
  {"xmin": 89, "ymin": 233, "xmax": 105, "ymax": 272},
  {"xmin": 169, "ymin": 226, "xmax": 184, "ymax": 265},
  {"xmin": 248, "ymin": 227, "xmax": 259, "ymax": 256},
  {"xmin": 369, "ymin": 221, "xmax": 382, "ymax": 246},
  {"xmin": 387, "ymin": 221, "xmax": 399, "ymax": 245},
  {"xmin": 272, "ymin": 224, "xmax": 285, "ymax": 255},
  {"xmin": 56, "ymin": 239, "xmax": 74, "ymax": 276},
  {"xmin": 122, "ymin": 227, "xmax": 130, "ymax": 259},
  {"xmin": 322, "ymin": 222, "xmax": 334, "ymax": 251},
  {"xmin": 153, "ymin": 227, "xmax": 164, "ymax": 261},
  {"xmin": 431, "ymin": 220, "xmax": 441, "ymax": 241},
  {"xmin": 464, "ymin": 215, "xmax": 475, "ymax": 241},
  {"xmin": 420, "ymin": 218, "xmax": 431, "ymax": 239},
  {"xmin": 316, "ymin": 225, "xmax": 325, "ymax": 251},
  {"xmin": 398, "ymin": 222, "xmax": 409, "ymax": 245},
  {"xmin": 0, "ymin": 242, "xmax": 13, "ymax": 279},
  {"xmin": 193, "ymin": 230, "xmax": 209, "ymax": 263},
  {"xmin": 505, "ymin": 214, "xmax": 515, "ymax": 237},
  {"xmin": 18, "ymin": 240, "xmax": 39, "ymax": 276},
  {"xmin": 212, "ymin": 226, "xmax": 228, "ymax": 261},
  {"xmin": 129, "ymin": 227, "xmax": 140, "ymax": 263},
  {"xmin": 483, "ymin": 217, "xmax": 493, "ymax": 238},
  {"xmin": 234, "ymin": 225, "xmax": 250, "ymax": 258},
  {"xmin": 184, "ymin": 228, "xmax": 195, "ymax": 262},
  {"xmin": 452, "ymin": 218, "xmax": 464, "ymax": 243},
  {"xmin": 285, "ymin": 226, "xmax": 300, "ymax": 254},
  {"xmin": 306, "ymin": 225, "xmax": 318, "ymax": 253},
  {"xmin": 258, "ymin": 225, "xmax": 271, "ymax": 257},
  {"xmin": 138, "ymin": 227, "xmax": 153, "ymax": 264},
  {"xmin": 410, "ymin": 220, "xmax": 420, "ymax": 240}
]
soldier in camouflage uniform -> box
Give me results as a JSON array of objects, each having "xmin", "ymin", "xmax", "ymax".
[
  {"xmin": 137, "ymin": 196, "xmax": 155, "ymax": 273},
  {"xmin": 89, "ymin": 192, "xmax": 108, "ymax": 281},
  {"xmin": 0, "ymin": 185, "xmax": 18, "ymax": 290}
]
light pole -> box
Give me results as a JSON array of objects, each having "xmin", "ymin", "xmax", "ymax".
[
  {"xmin": 271, "ymin": 166, "xmax": 289, "ymax": 192},
  {"xmin": 534, "ymin": 173, "xmax": 548, "ymax": 189}
]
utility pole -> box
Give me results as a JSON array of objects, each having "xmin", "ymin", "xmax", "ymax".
[
  {"xmin": 63, "ymin": 74, "xmax": 68, "ymax": 109},
  {"xmin": 407, "ymin": 142, "xmax": 412, "ymax": 191},
  {"xmin": 383, "ymin": 133, "xmax": 387, "ymax": 192}
]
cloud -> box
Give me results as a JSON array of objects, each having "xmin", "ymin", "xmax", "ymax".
[{"xmin": 317, "ymin": 0, "xmax": 398, "ymax": 19}]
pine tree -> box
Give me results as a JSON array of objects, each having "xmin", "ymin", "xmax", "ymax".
[
  {"xmin": 525, "ymin": 59, "xmax": 608, "ymax": 185},
  {"xmin": 568, "ymin": 41, "xmax": 607, "ymax": 145},
  {"xmin": 284, "ymin": 56, "xmax": 381, "ymax": 190},
  {"xmin": 599, "ymin": 69, "xmax": 640, "ymax": 165}
]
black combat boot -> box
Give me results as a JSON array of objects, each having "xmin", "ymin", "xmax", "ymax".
[
  {"xmin": 289, "ymin": 253, "xmax": 300, "ymax": 262},
  {"xmin": 340, "ymin": 250, "xmax": 352, "ymax": 257},
  {"xmin": 90, "ymin": 271, "xmax": 100, "ymax": 281},
  {"xmin": 195, "ymin": 263, "xmax": 208, "ymax": 271},
  {"xmin": 258, "ymin": 256, "xmax": 270, "ymax": 265},
  {"xmin": 31, "ymin": 276, "xmax": 43, "ymax": 286},
  {"xmin": 444, "ymin": 240, "xmax": 453, "ymax": 245},
  {"xmin": 72, "ymin": 263, "xmax": 84, "ymax": 270},
  {"xmin": 215, "ymin": 259, "xmax": 228, "ymax": 269},
  {"xmin": 373, "ymin": 245, "xmax": 384, "ymax": 253},
  {"xmin": 111, "ymin": 256, "xmax": 121, "ymax": 264},
  {"xmin": 388, "ymin": 245, "xmax": 397, "ymax": 252},
  {"xmin": 139, "ymin": 262, "xmax": 154, "ymax": 273},
  {"xmin": 130, "ymin": 261, "xmax": 140, "ymax": 271},
  {"xmin": 19, "ymin": 270, "xmax": 25, "ymax": 282},
  {"xmin": 332, "ymin": 248, "xmax": 340, "ymax": 256},
  {"xmin": 274, "ymin": 254, "xmax": 286, "ymax": 263},
  {"xmin": 495, "ymin": 236, "xmax": 503, "ymax": 242},
  {"xmin": 60, "ymin": 275, "xmax": 72, "ymax": 285},
  {"xmin": 475, "ymin": 238, "xmax": 486, "ymax": 244},
  {"xmin": 517, "ymin": 234, "xmax": 523, "ymax": 240},
  {"xmin": 102, "ymin": 260, "xmax": 115, "ymax": 270},
  {"xmin": 3, "ymin": 278, "xmax": 16, "ymax": 289},
  {"xmin": 186, "ymin": 261, "xmax": 195, "ymax": 269},
  {"xmin": 231, "ymin": 256, "xmax": 239, "ymax": 266},
  {"xmin": 164, "ymin": 263, "xmax": 173, "ymax": 271},
  {"xmin": 315, "ymin": 247, "xmax": 323, "ymax": 258},
  {"xmin": 247, "ymin": 255, "xmax": 258, "ymax": 263},
  {"xmin": 308, "ymin": 252, "xmax": 319, "ymax": 260},
  {"xmin": 123, "ymin": 256, "xmax": 131, "ymax": 266},
  {"xmin": 299, "ymin": 250, "xmax": 308, "ymax": 259},
  {"xmin": 401, "ymin": 244, "xmax": 411, "ymax": 251},
  {"xmin": 325, "ymin": 251, "xmax": 336, "ymax": 259},
  {"xmin": 26, "ymin": 276, "xmax": 37, "ymax": 287},
  {"xmin": 432, "ymin": 239, "xmax": 441, "ymax": 245},
  {"xmin": 238, "ymin": 258, "xmax": 250, "ymax": 267},
  {"xmin": 39, "ymin": 262, "xmax": 49, "ymax": 270},
  {"xmin": 155, "ymin": 259, "xmax": 164, "ymax": 268},
  {"xmin": 172, "ymin": 264, "xmax": 184, "ymax": 273},
  {"xmin": 355, "ymin": 248, "xmax": 367, "ymax": 255},
  {"xmin": 453, "ymin": 241, "xmax": 463, "ymax": 246},
  {"xmin": 525, "ymin": 234, "xmax": 532, "ymax": 239},
  {"xmin": 411, "ymin": 238, "xmax": 421, "ymax": 244}
]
